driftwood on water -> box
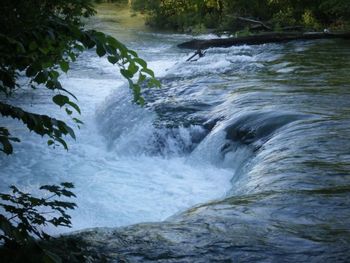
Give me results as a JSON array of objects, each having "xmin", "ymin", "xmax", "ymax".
[
  {"xmin": 178, "ymin": 32, "xmax": 350, "ymax": 50},
  {"xmin": 186, "ymin": 49, "xmax": 207, "ymax": 61}
]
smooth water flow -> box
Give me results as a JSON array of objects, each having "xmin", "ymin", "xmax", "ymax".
[{"xmin": 1, "ymin": 5, "xmax": 350, "ymax": 251}]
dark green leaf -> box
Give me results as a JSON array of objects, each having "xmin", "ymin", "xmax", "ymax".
[
  {"xmin": 134, "ymin": 57, "xmax": 147, "ymax": 68},
  {"xmin": 60, "ymin": 182, "xmax": 74, "ymax": 188},
  {"xmin": 107, "ymin": 55, "xmax": 119, "ymax": 64},
  {"xmin": 67, "ymin": 101, "xmax": 81, "ymax": 114},
  {"xmin": 52, "ymin": 95, "xmax": 69, "ymax": 107},
  {"xmin": 26, "ymin": 66, "xmax": 38, "ymax": 77},
  {"xmin": 72, "ymin": 118, "xmax": 83, "ymax": 124},
  {"xmin": 141, "ymin": 68, "xmax": 155, "ymax": 78},
  {"xmin": 65, "ymin": 108, "xmax": 73, "ymax": 115},
  {"xmin": 120, "ymin": 69, "xmax": 133, "ymax": 79},
  {"xmin": 29, "ymin": 41, "xmax": 37, "ymax": 51},
  {"xmin": 0, "ymin": 136, "xmax": 13, "ymax": 154},
  {"xmin": 34, "ymin": 71, "xmax": 48, "ymax": 84},
  {"xmin": 148, "ymin": 78, "xmax": 161, "ymax": 88},
  {"xmin": 55, "ymin": 137, "xmax": 68, "ymax": 150},
  {"xmin": 59, "ymin": 61, "xmax": 69, "ymax": 73},
  {"xmin": 48, "ymin": 70, "xmax": 59, "ymax": 80},
  {"xmin": 128, "ymin": 49, "xmax": 138, "ymax": 57},
  {"xmin": 96, "ymin": 45, "xmax": 106, "ymax": 57},
  {"xmin": 128, "ymin": 62, "xmax": 139, "ymax": 75}
]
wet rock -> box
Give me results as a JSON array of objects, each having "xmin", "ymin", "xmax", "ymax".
[
  {"xmin": 225, "ymin": 111, "xmax": 307, "ymax": 145},
  {"xmin": 57, "ymin": 189, "xmax": 350, "ymax": 262}
]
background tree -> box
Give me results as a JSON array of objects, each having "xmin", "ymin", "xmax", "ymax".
[{"xmin": 130, "ymin": 0, "xmax": 350, "ymax": 32}]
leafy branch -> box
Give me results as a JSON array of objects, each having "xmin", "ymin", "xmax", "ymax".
[
  {"xmin": 0, "ymin": 2, "xmax": 160, "ymax": 155},
  {"xmin": 0, "ymin": 183, "xmax": 77, "ymax": 263}
]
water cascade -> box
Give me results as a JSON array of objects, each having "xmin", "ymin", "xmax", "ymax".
[{"xmin": 1, "ymin": 5, "xmax": 350, "ymax": 261}]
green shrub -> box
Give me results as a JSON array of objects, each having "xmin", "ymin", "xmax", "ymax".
[
  {"xmin": 131, "ymin": 0, "xmax": 350, "ymax": 32},
  {"xmin": 0, "ymin": 183, "xmax": 76, "ymax": 263}
]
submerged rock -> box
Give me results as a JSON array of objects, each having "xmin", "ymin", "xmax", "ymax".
[
  {"xmin": 53, "ymin": 188, "xmax": 350, "ymax": 262},
  {"xmin": 225, "ymin": 111, "xmax": 307, "ymax": 146}
]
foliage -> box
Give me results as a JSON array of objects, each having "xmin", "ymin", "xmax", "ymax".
[
  {"xmin": 95, "ymin": 0, "xmax": 128, "ymax": 3},
  {"xmin": 131, "ymin": 0, "xmax": 223, "ymax": 31},
  {"xmin": 130, "ymin": 0, "xmax": 350, "ymax": 32},
  {"xmin": 0, "ymin": 183, "xmax": 77, "ymax": 263},
  {"xmin": 0, "ymin": 0, "xmax": 160, "ymax": 155}
]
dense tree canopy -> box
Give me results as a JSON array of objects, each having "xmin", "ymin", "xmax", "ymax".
[
  {"xmin": 131, "ymin": 0, "xmax": 350, "ymax": 32},
  {"xmin": 0, "ymin": 0, "xmax": 159, "ymax": 155}
]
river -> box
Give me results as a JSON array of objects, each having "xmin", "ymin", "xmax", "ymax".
[{"xmin": 1, "ymin": 3, "xmax": 350, "ymax": 262}]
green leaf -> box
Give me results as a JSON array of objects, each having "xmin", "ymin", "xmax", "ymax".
[
  {"xmin": 15, "ymin": 42, "xmax": 25, "ymax": 53},
  {"xmin": 26, "ymin": 66, "xmax": 38, "ymax": 77},
  {"xmin": 39, "ymin": 48, "xmax": 48, "ymax": 55},
  {"xmin": 107, "ymin": 55, "xmax": 119, "ymax": 64},
  {"xmin": 96, "ymin": 44, "xmax": 106, "ymax": 57},
  {"xmin": 46, "ymin": 80, "xmax": 62, "ymax": 90},
  {"xmin": 0, "ymin": 215, "xmax": 15, "ymax": 238},
  {"xmin": 148, "ymin": 78, "xmax": 161, "ymax": 88},
  {"xmin": 104, "ymin": 44, "xmax": 116, "ymax": 55},
  {"xmin": 0, "ymin": 136, "xmax": 13, "ymax": 154},
  {"xmin": 52, "ymin": 95, "xmax": 69, "ymax": 107},
  {"xmin": 137, "ymin": 74, "xmax": 147, "ymax": 85},
  {"xmin": 106, "ymin": 35, "xmax": 123, "ymax": 49},
  {"xmin": 128, "ymin": 62, "xmax": 139, "ymax": 75},
  {"xmin": 134, "ymin": 57, "xmax": 147, "ymax": 68},
  {"xmin": 29, "ymin": 41, "xmax": 37, "ymax": 51},
  {"xmin": 132, "ymin": 84, "xmax": 144, "ymax": 105},
  {"xmin": 67, "ymin": 101, "xmax": 81, "ymax": 114},
  {"xmin": 65, "ymin": 108, "xmax": 73, "ymax": 115},
  {"xmin": 120, "ymin": 69, "xmax": 133, "ymax": 79},
  {"xmin": 48, "ymin": 70, "xmax": 59, "ymax": 80},
  {"xmin": 60, "ymin": 182, "xmax": 74, "ymax": 189},
  {"xmin": 75, "ymin": 43, "xmax": 85, "ymax": 51},
  {"xmin": 59, "ymin": 61, "xmax": 69, "ymax": 73},
  {"xmin": 141, "ymin": 68, "xmax": 155, "ymax": 78},
  {"xmin": 128, "ymin": 49, "xmax": 138, "ymax": 57},
  {"xmin": 137, "ymin": 96, "xmax": 145, "ymax": 105},
  {"xmin": 68, "ymin": 52, "xmax": 76, "ymax": 62},
  {"xmin": 72, "ymin": 118, "xmax": 84, "ymax": 125},
  {"xmin": 57, "ymin": 87, "xmax": 78, "ymax": 100},
  {"xmin": 34, "ymin": 71, "xmax": 48, "ymax": 84},
  {"xmin": 63, "ymin": 124, "xmax": 76, "ymax": 140},
  {"xmin": 55, "ymin": 137, "xmax": 68, "ymax": 150}
]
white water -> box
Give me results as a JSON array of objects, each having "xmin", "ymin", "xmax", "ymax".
[
  {"xmin": 0, "ymin": 44, "xmax": 240, "ymax": 234},
  {"xmin": 0, "ymin": 6, "xmax": 272, "ymax": 233}
]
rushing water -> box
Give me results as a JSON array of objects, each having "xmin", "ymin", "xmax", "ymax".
[{"xmin": 1, "ymin": 4, "xmax": 350, "ymax": 260}]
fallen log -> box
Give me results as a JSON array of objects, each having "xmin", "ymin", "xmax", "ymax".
[{"xmin": 178, "ymin": 32, "xmax": 350, "ymax": 50}]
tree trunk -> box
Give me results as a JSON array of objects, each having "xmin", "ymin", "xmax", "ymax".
[{"xmin": 178, "ymin": 32, "xmax": 350, "ymax": 50}]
